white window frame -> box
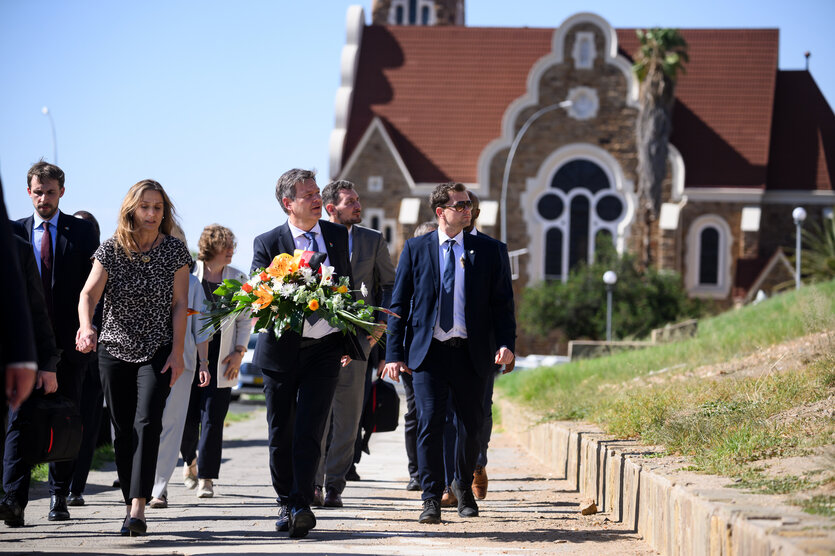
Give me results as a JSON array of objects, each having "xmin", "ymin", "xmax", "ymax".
[
  {"xmin": 367, "ymin": 176, "xmax": 383, "ymax": 193},
  {"xmin": 365, "ymin": 208, "xmax": 399, "ymax": 256},
  {"xmin": 388, "ymin": 0, "xmax": 436, "ymax": 25},
  {"xmin": 685, "ymin": 214, "xmax": 732, "ymax": 298}
]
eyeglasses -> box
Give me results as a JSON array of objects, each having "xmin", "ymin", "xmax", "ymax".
[{"xmin": 441, "ymin": 200, "xmax": 473, "ymax": 213}]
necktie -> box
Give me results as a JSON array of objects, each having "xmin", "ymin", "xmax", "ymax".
[
  {"xmin": 440, "ymin": 239, "xmax": 456, "ymax": 332},
  {"xmin": 40, "ymin": 222, "xmax": 54, "ymax": 322},
  {"xmin": 303, "ymin": 231, "xmax": 320, "ymax": 253},
  {"xmin": 303, "ymin": 231, "xmax": 321, "ymax": 325}
]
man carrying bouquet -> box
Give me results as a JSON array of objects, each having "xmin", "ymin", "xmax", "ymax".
[{"xmin": 250, "ymin": 168, "xmax": 360, "ymax": 538}]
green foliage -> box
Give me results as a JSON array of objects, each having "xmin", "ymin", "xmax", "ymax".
[
  {"xmin": 519, "ymin": 238, "xmax": 702, "ymax": 341},
  {"xmin": 633, "ymin": 28, "xmax": 689, "ymax": 82},
  {"xmin": 91, "ymin": 443, "xmax": 115, "ymax": 470},
  {"xmin": 799, "ymin": 494, "xmax": 835, "ymax": 517},
  {"xmin": 796, "ymin": 210, "xmax": 835, "ymax": 283},
  {"xmin": 30, "ymin": 463, "xmax": 48, "ymax": 482}
]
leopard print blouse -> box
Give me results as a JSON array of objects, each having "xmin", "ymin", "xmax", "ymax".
[{"xmin": 95, "ymin": 235, "xmax": 192, "ymax": 363}]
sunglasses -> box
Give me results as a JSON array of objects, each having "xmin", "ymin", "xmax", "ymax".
[{"xmin": 442, "ymin": 200, "xmax": 473, "ymax": 213}]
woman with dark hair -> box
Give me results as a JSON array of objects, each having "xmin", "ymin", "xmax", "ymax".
[
  {"xmin": 180, "ymin": 224, "xmax": 250, "ymax": 498},
  {"xmin": 76, "ymin": 180, "xmax": 192, "ymax": 536}
]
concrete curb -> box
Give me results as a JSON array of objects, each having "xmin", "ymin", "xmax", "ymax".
[{"xmin": 498, "ymin": 399, "xmax": 835, "ymax": 555}]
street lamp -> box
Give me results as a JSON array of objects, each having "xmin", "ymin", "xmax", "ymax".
[
  {"xmin": 603, "ymin": 270, "xmax": 617, "ymax": 342},
  {"xmin": 792, "ymin": 206, "xmax": 807, "ymax": 290},
  {"xmin": 499, "ymin": 100, "xmax": 572, "ymax": 244},
  {"xmin": 41, "ymin": 106, "xmax": 58, "ymax": 164}
]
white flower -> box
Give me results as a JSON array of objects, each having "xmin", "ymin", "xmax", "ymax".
[
  {"xmin": 320, "ymin": 265, "xmax": 334, "ymax": 282},
  {"xmin": 279, "ymin": 283, "xmax": 298, "ymax": 298},
  {"xmin": 258, "ymin": 328, "xmax": 269, "ymax": 333},
  {"xmin": 270, "ymin": 305, "xmax": 278, "ymax": 313},
  {"xmin": 360, "ymin": 282, "xmax": 368, "ymax": 297}
]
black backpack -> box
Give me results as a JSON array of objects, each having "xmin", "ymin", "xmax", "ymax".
[{"xmin": 18, "ymin": 392, "xmax": 83, "ymax": 464}]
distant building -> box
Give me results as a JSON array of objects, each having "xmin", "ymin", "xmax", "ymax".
[{"xmin": 329, "ymin": 2, "xmax": 835, "ymax": 306}]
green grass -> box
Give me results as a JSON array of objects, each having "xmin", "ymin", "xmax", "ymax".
[
  {"xmin": 498, "ymin": 279, "xmax": 835, "ymax": 507},
  {"xmin": 30, "ymin": 463, "xmax": 49, "ymax": 483},
  {"xmin": 91, "ymin": 443, "xmax": 115, "ymax": 470},
  {"xmin": 798, "ymin": 494, "xmax": 835, "ymax": 517},
  {"xmin": 224, "ymin": 410, "xmax": 255, "ymax": 425}
]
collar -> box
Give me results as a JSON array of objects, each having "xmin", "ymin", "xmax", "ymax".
[
  {"xmin": 468, "ymin": 227, "xmax": 478, "ymax": 236},
  {"xmin": 35, "ymin": 211, "xmax": 60, "ymax": 230},
  {"xmin": 438, "ymin": 227, "xmax": 464, "ymax": 247},
  {"xmin": 288, "ymin": 220, "xmax": 322, "ymax": 240}
]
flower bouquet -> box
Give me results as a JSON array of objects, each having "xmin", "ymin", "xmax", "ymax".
[{"xmin": 200, "ymin": 249, "xmax": 396, "ymax": 344}]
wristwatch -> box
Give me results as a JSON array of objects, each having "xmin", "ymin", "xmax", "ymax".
[{"xmin": 234, "ymin": 346, "xmax": 247, "ymax": 355}]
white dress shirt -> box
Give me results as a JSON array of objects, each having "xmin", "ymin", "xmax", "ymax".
[
  {"xmin": 287, "ymin": 221, "xmax": 339, "ymax": 339},
  {"xmin": 433, "ymin": 228, "xmax": 467, "ymax": 341}
]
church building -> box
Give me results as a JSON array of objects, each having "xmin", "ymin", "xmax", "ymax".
[{"xmin": 328, "ymin": 1, "xmax": 835, "ymax": 306}]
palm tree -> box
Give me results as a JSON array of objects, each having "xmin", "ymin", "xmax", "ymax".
[
  {"xmin": 633, "ymin": 28, "xmax": 689, "ymax": 268},
  {"xmin": 798, "ymin": 211, "xmax": 835, "ymax": 282}
]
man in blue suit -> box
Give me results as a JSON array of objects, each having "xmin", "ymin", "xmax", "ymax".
[
  {"xmin": 383, "ymin": 182, "xmax": 516, "ymax": 524},
  {"xmin": 250, "ymin": 168, "xmax": 361, "ymax": 538}
]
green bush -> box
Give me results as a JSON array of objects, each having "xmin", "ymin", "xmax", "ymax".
[{"xmin": 519, "ymin": 239, "xmax": 702, "ymax": 340}]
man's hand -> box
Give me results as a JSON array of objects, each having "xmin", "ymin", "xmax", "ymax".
[
  {"xmin": 5, "ymin": 365, "xmax": 36, "ymax": 410},
  {"xmin": 366, "ymin": 322, "xmax": 386, "ymax": 348},
  {"xmin": 501, "ymin": 357, "xmax": 516, "ymax": 374},
  {"xmin": 382, "ymin": 361, "xmax": 411, "ymax": 382},
  {"xmin": 494, "ymin": 347, "xmax": 514, "ymax": 366},
  {"xmin": 341, "ymin": 355, "xmax": 352, "ymax": 367},
  {"xmin": 36, "ymin": 370, "xmax": 58, "ymax": 394},
  {"xmin": 221, "ymin": 350, "xmax": 244, "ymax": 380}
]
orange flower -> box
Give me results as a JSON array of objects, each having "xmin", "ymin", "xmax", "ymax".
[
  {"xmin": 252, "ymin": 284, "xmax": 274, "ymax": 310},
  {"xmin": 259, "ymin": 271, "xmax": 269, "ymax": 282},
  {"xmin": 242, "ymin": 283, "xmax": 253, "ymax": 293},
  {"xmin": 267, "ymin": 253, "xmax": 293, "ymax": 278},
  {"xmin": 307, "ymin": 299, "xmax": 319, "ymax": 312},
  {"xmin": 337, "ymin": 284, "xmax": 348, "ymax": 294}
]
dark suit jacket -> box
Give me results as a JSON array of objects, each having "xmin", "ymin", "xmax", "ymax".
[
  {"xmin": 14, "ymin": 235, "xmax": 60, "ymax": 373},
  {"xmin": 0, "ymin": 181, "xmax": 36, "ymax": 378},
  {"xmin": 250, "ymin": 219, "xmax": 361, "ymax": 371},
  {"xmin": 15, "ymin": 211, "xmax": 99, "ymax": 360},
  {"xmin": 385, "ymin": 230, "xmax": 516, "ymax": 377}
]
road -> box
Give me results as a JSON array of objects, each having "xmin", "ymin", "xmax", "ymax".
[{"xmin": 1, "ymin": 394, "xmax": 656, "ymax": 555}]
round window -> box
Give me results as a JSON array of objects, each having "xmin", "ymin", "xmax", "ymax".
[
  {"xmin": 537, "ymin": 194, "xmax": 564, "ymax": 221},
  {"xmin": 596, "ymin": 195, "xmax": 623, "ymax": 222}
]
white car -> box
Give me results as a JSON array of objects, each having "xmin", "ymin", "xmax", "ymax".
[{"xmin": 230, "ymin": 334, "xmax": 262, "ymax": 401}]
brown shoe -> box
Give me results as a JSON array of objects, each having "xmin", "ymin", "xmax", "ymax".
[
  {"xmin": 440, "ymin": 486, "xmax": 457, "ymax": 507},
  {"xmin": 311, "ymin": 485, "xmax": 325, "ymax": 507},
  {"xmin": 472, "ymin": 466, "xmax": 488, "ymax": 500}
]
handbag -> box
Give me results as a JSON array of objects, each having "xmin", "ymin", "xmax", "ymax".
[
  {"xmin": 362, "ymin": 379, "xmax": 400, "ymax": 433},
  {"xmin": 18, "ymin": 392, "xmax": 83, "ymax": 464}
]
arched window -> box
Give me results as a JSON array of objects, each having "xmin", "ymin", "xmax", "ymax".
[
  {"xmin": 686, "ymin": 215, "xmax": 732, "ymax": 298},
  {"xmin": 698, "ymin": 227, "xmax": 720, "ymax": 285},
  {"xmin": 395, "ymin": 5, "xmax": 404, "ymax": 24},
  {"xmin": 421, "ymin": 5, "xmax": 430, "ymax": 25},
  {"xmin": 535, "ymin": 158, "xmax": 626, "ymax": 280},
  {"xmin": 408, "ymin": 0, "xmax": 417, "ymax": 24}
]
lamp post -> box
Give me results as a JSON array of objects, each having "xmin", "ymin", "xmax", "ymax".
[
  {"xmin": 41, "ymin": 106, "xmax": 57, "ymax": 164},
  {"xmin": 499, "ymin": 100, "xmax": 572, "ymax": 244},
  {"xmin": 603, "ymin": 270, "xmax": 617, "ymax": 342},
  {"xmin": 792, "ymin": 206, "xmax": 807, "ymax": 290}
]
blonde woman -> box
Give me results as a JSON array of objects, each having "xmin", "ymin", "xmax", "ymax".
[
  {"xmin": 76, "ymin": 180, "xmax": 192, "ymax": 536},
  {"xmin": 180, "ymin": 224, "xmax": 251, "ymax": 498}
]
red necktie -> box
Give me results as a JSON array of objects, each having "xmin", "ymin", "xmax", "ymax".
[{"xmin": 40, "ymin": 222, "xmax": 54, "ymax": 322}]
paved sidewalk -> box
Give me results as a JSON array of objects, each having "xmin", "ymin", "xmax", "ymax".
[{"xmin": 0, "ymin": 395, "xmax": 656, "ymax": 555}]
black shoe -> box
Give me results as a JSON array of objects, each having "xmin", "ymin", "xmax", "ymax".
[
  {"xmin": 67, "ymin": 493, "xmax": 85, "ymax": 507},
  {"xmin": 288, "ymin": 505, "xmax": 316, "ymax": 538},
  {"xmin": 127, "ymin": 517, "xmax": 147, "ymax": 536},
  {"xmin": 418, "ymin": 498, "xmax": 441, "ymax": 524},
  {"xmin": 0, "ymin": 498, "xmax": 24, "ymax": 527},
  {"xmin": 406, "ymin": 477, "xmax": 421, "ymax": 491},
  {"xmin": 275, "ymin": 503, "xmax": 289, "ymax": 532},
  {"xmin": 345, "ymin": 465, "xmax": 360, "ymax": 481},
  {"xmin": 48, "ymin": 495, "xmax": 70, "ymax": 521},
  {"xmin": 311, "ymin": 485, "xmax": 324, "ymax": 507},
  {"xmin": 112, "ymin": 478, "xmax": 120, "ymax": 488},
  {"xmin": 120, "ymin": 516, "xmax": 130, "ymax": 536},
  {"xmin": 323, "ymin": 487, "xmax": 343, "ymax": 508},
  {"xmin": 451, "ymin": 480, "xmax": 479, "ymax": 517}
]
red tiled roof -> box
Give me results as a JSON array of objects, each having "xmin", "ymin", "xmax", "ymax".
[
  {"xmin": 343, "ymin": 25, "xmax": 828, "ymax": 191},
  {"xmin": 766, "ymin": 71, "xmax": 835, "ymax": 191}
]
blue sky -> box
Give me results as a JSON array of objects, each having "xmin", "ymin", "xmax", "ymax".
[{"xmin": 2, "ymin": 0, "xmax": 833, "ymax": 270}]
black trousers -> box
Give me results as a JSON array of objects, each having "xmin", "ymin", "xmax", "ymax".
[
  {"xmin": 412, "ymin": 339, "xmax": 487, "ymax": 500},
  {"xmin": 98, "ymin": 344, "xmax": 171, "ymax": 504},
  {"xmin": 69, "ymin": 355, "xmax": 104, "ymax": 495},
  {"xmin": 262, "ymin": 333, "xmax": 341, "ymax": 507},
  {"xmin": 180, "ymin": 364, "xmax": 232, "ymax": 479},
  {"xmin": 3, "ymin": 355, "xmax": 84, "ymax": 507}
]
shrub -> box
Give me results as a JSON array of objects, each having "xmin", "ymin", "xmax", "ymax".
[{"xmin": 519, "ymin": 239, "xmax": 702, "ymax": 340}]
